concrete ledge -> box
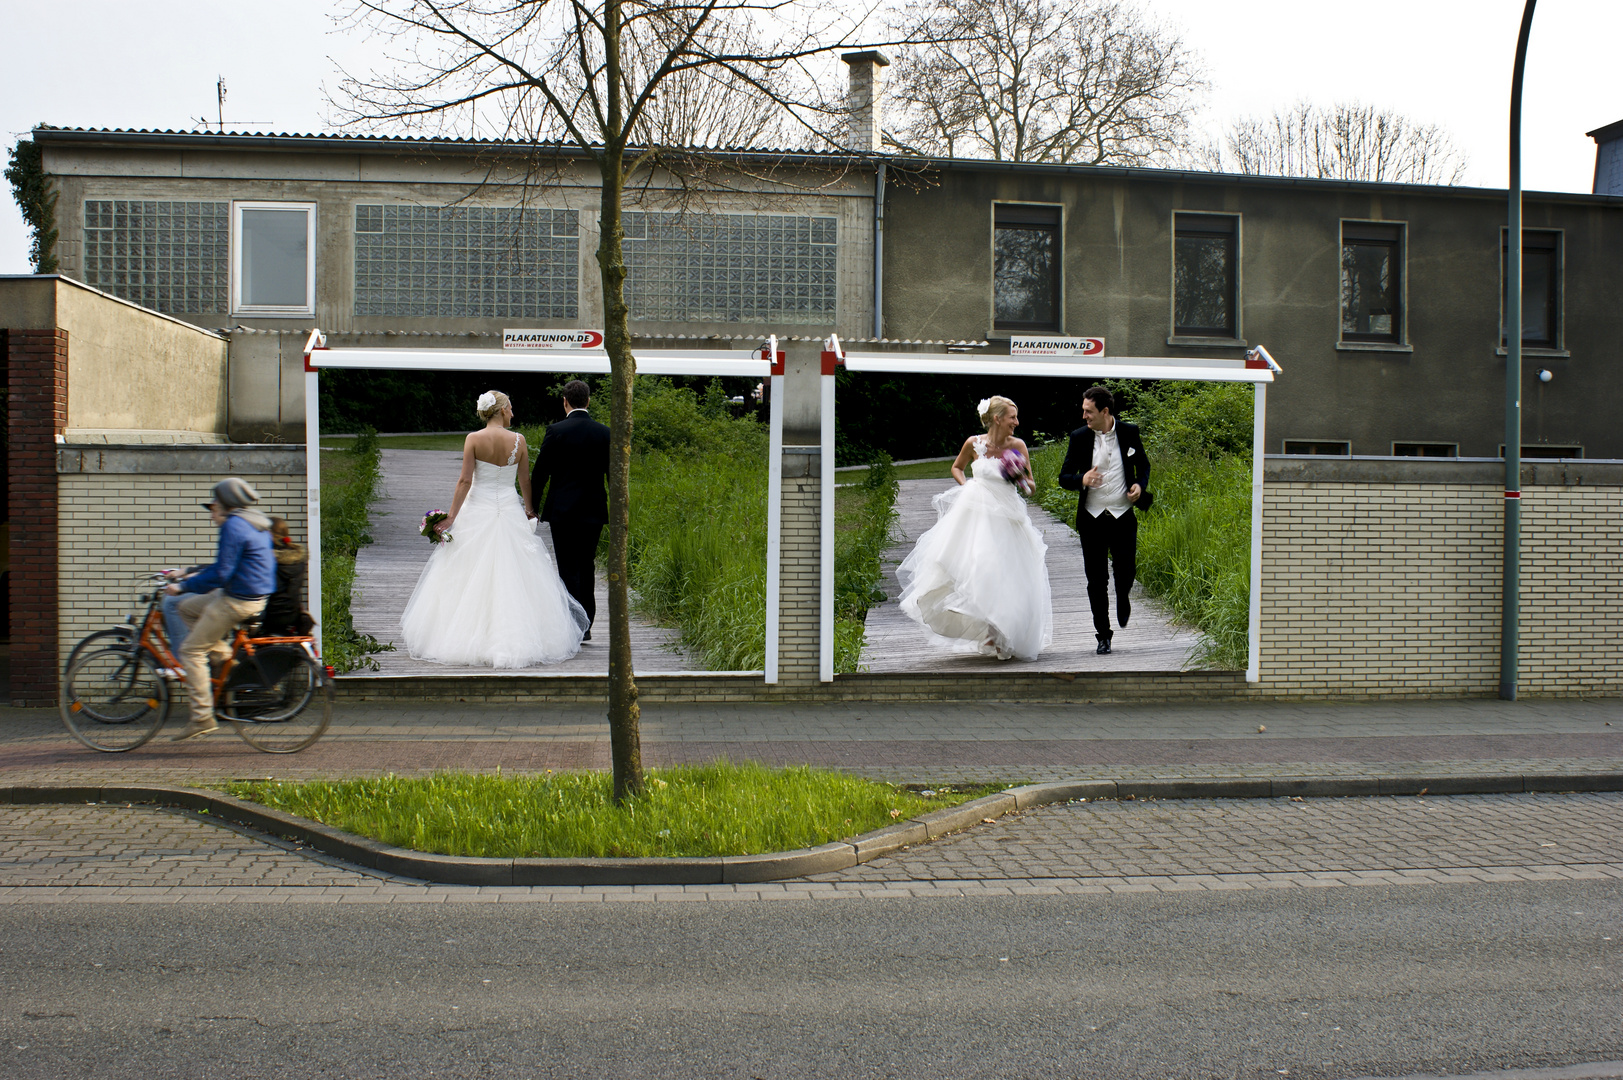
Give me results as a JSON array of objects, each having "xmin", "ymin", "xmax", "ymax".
[
  {"xmin": 58, "ymin": 443, "xmax": 306, "ymax": 475},
  {"xmin": 1265, "ymin": 455, "xmax": 1623, "ymax": 486},
  {"xmin": 1006, "ymin": 780, "xmax": 1118, "ymax": 809},
  {"xmin": 515, "ymin": 858, "xmax": 724, "ymax": 887},
  {"xmin": 332, "ymin": 670, "xmax": 1253, "ymax": 704},
  {"xmin": 849, "ymin": 820, "xmax": 929, "ymax": 862},
  {"xmin": 724, "ymin": 842, "xmax": 856, "ymax": 883},
  {"xmin": 1121, "ymin": 778, "xmax": 1272, "ymax": 800},
  {"xmin": 913, "ymin": 793, "xmax": 1017, "ymax": 838}
]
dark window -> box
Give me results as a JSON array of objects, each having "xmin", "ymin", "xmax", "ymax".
[
  {"xmin": 1174, "ymin": 213, "xmax": 1237, "ymax": 337},
  {"xmin": 1502, "ymin": 230, "xmax": 1559, "ymax": 349},
  {"xmin": 994, "ymin": 204, "xmax": 1061, "ymax": 332},
  {"xmin": 1340, "ymin": 222, "xmax": 1403, "ymax": 343},
  {"xmin": 1392, "ymin": 443, "xmax": 1457, "ymax": 457},
  {"xmin": 1504, "ymin": 444, "xmax": 1582, "ymax": 459},
  {"xmin": 1283, "ymin": 440, "xmax": 1351, "ymax": 455}
]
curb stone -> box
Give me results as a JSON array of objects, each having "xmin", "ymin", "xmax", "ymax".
[{"xmin": 3, "ymin": 772, "xmax": 1621, "ymax": 886}]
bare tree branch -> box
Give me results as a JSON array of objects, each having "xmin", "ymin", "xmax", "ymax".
[
  {"xmin": 884, "ymin": 0, "xmax": 1206, "ymax": 165},
  {"xmin": 1215, "ymin": 100, "xmax": 1469, "ymax": 185}
]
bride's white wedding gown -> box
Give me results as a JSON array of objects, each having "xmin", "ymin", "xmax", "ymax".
[
  {"xmin": 400, "ymin": 433, "xmax": 589, "ymax": 667},
  {"xmin": 895, "ymin": 435, "xmax": 1054, "ymax": 661}
]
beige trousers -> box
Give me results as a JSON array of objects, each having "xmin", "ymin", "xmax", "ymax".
[{"xmin": 175, "ymin": 589, "xmax": 267, "ymax": 726}]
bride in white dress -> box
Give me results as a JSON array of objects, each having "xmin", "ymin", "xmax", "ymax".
[
  {"xmin": 895, "ymin": 395, "xmax": 1054, "ymax": 661},
  {"xmin": 400, "ymin": 390, "xmax": 589, "ymax": 667}
]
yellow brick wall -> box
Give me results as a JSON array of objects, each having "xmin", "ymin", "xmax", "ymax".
[
  {"xmin": 1259, "ymin": 481, "xmax": 1622, "ymax": 697},
  {"xmin": 56, "ymin": 473, "xmax": 308, "ymax": 668}
]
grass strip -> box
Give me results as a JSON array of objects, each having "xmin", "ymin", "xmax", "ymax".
[
  {"xmin": 226, "ymin": 763, "xmax": 993, "ymax": 859},
  {"xmin": 317, "ymin": 427, "xmax": 395, "ymax": 673},
  {"xmin": 833, "ymin": 454, "xmax": 901, "ymax": 672}
]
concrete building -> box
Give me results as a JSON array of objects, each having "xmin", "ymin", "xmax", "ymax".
[
  {"xmin": 1591, "ymin": 119, "xmax": 1623, "ymax": 196},
  {"xmin": 879, "ymin": 160, "xmax": 1623, "ymax": 459}
]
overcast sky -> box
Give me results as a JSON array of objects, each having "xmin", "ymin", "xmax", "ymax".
[{"xmin": 3, "ymin": 0, "xmax": 1618, "ymax": 274}]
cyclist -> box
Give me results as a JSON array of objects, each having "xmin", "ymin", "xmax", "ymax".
[{"xmin": 164, "ymin": 478, "xmax": 277, "ymax": 741}]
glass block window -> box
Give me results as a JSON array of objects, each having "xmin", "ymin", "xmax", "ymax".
[
  {"xmin": 623, "ymin": 212, "xmax": 838, "ymax": 324},
  {"xmin": 82, "ymin": 200, "xmax": 230, "ymax": 314},
  {"xmin": 353, "ymin": 204, "xmax": 579, "ymax": 318}
]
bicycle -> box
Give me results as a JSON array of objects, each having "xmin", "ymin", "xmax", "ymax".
[{"xmin": 60, "ymin": 572, "xmax": 333, "ymax": 753}]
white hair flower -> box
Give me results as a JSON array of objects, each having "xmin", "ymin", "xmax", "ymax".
[
  {"xmin": 976, "ymin": 398, "xmax": 992, "ymax": 417},
  {"xmin": 477, "ymin": 391, "xmax": 497, "ymax": 413}
]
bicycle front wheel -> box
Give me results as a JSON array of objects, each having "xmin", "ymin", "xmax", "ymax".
[
  {"xmin": 63, "ymin": 627, "xmax": 135, "ymax": 676},
  {"xmin": 60, "ymin": 647, "xmax": 170, "ymax": 752},
  {"xmin": 223, "ymin": 650, "xmax": 331, "ymax": 753}
]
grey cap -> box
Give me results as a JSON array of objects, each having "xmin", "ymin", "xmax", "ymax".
[{"xmin": 204, "ymin": 477, "xmax": 260, "ymax": 510}]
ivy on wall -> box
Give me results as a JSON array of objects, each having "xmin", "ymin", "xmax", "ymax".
[{"xmin": 5, "ymin": 132, "xmax": 59, "ymax": 274}]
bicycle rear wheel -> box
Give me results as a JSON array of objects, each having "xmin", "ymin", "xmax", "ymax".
[
  {"xmin": 60, "ymin": 647, "xmax": 170, "ymax": 752},
  {"xmin": 63, "ymin": 627, "xmax": 136, "ymax": 677},
  {"xmin": 223, "ymin": 649, "xmax": 331, "ymax": 753}
]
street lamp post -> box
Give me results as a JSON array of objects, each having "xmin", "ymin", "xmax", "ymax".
[{"xmin": 1502, "ymin": 0, "xmax": 1538, "ymax": 702}]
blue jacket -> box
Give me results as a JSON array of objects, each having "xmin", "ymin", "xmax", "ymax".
[{"xmin": 183, "ymin": 514, "xmax": 277, "ymax": 598}]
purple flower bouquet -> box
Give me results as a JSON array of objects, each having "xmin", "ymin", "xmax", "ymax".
[
  {"xmin": 998, "ymin": 447, "xmax": 1034, "ymax": 495},
  {"xmin": 419, "ymin": 509, "xmax": 452, "ymax": 544}
]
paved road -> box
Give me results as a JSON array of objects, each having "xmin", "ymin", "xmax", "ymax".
[{"xmin": 2, "ymin": 881, "xmax": 1617, "ymax": 1078}]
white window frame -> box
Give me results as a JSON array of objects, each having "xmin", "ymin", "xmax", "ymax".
[{"xmin": 232, "ymin": 201, "xmax": 317, "ymax": 317}]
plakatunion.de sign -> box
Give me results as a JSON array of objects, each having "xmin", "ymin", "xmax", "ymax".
[
  {"xmin": 502, "ymin": 329, "xmax": 606, "ymax": 350},
  {"xmin": 1008, "ymin": 336, "xmax": 1106, "ymax": 357}
]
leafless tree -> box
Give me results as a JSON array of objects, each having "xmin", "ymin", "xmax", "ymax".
[
  {"xmin": 334, "ymin": 0, "xmax": 909, "ymax": 803},
  {"xmin": 1213, "ymin": 101, "xmax": 1469, "ymax": 185},
  {"xmin": 883, "ymin": 0, "xmax": 1206, "ymax": 164}
]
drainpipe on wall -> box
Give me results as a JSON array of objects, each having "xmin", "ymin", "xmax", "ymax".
[{"xmin": 873, "ymin": 161, "xmax": 886, "ymax": 339}]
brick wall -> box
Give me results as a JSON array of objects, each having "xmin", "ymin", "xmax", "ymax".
[
  {"xmin": 777, "ymin": 447, "xmax": 822, "ymax": 683},
  {"xmin": 54, "ymin": 447, "xmax": 307, "ymax": 686},
  {"xmin": 8, "ymin": 328, "xmax": 69, "ymax": 704},
  {"xmin": 1258, "ymin": 458, "xmax": 1623, "ymax": 698}
]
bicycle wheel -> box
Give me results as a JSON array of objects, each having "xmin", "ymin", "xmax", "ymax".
[
  {"xmin": 60, "ymin": 647, "xmax": 170, "ymax": 752},
  {"xmin": 223, "ymin": 649, "xmax": 331, "ymax": 753},
  {"xmin": 63, "ymin": 627, "xmax": 135, "ymax": 676}
]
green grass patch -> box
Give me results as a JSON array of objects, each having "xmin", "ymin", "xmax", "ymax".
[
  {"xmin": 838, "ymin": 457, "xmax": 957, "ymax": 483},
  {"xmin": 317, "ymin": 428, "xmax": 395, "ymax": 673},
  {"xmin": 620, "ymin": 379, "xmax": 771, "ymax": 671},
  {"xmin": 833, "ymin": 454, "xmax": 901, "ymax": 672},
  {"xmin": 226, "ymin": 763, "xmax": 991, "ymax": 859}
]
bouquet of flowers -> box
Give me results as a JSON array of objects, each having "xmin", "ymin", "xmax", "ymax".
[
  {"xmin": 998, "ymin": 447, "xmax": 1034, "ymax": 496},
  {"xmin": 419, "ymin": 509, "xmax": 452, "ymax": 544}
]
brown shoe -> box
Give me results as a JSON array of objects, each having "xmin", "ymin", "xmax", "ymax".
[{"xmin": 170, "ymin": 721, "xmax": 218, "ymax": 742}]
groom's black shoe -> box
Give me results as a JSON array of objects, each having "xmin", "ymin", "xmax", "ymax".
[
  {"xmin": 1117, "ymin": 595, "xmax": 1131, "ymax": 629},
  {"xmin": 583, "ymin": 629, "xmax": 592, "ymax": 642},
  {"xmin": 1096, "ymin": 635, "xmax": 1112, "ymax": 655}
]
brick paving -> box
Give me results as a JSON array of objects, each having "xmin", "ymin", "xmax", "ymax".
[{"xmin": 4, "ymin": 694, "xmax": 1622, "ymax": 904}]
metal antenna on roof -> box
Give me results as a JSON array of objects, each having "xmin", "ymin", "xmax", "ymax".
[{"xmin": 217, "ymin": 77, "xmax": 226, "ymax": 132}]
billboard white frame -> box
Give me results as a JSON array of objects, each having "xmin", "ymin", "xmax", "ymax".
[
  {"xmin": 829, "ymin": 337, "xmax": 1280, "ymax": 683},
  {"xmin": 300, "ymin": 331, "xmax": 783, "ymax": 680}
]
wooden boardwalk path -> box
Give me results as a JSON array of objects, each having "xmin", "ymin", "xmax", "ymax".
[
  {"xmin": 349, "ymin": 449, "xmax": 696, "ymax": 676},
  {"xmin": 857, "ymin": 479, "xmax": 1203, "ymax": 674}
]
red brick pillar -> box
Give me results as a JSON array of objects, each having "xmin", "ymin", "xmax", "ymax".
[{"xmin": 7, "ymin": 328, "xmax": 68, "ymax": 705}]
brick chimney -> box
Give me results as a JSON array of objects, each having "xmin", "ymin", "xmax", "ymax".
[{"xmin": 841, "ymin": 50, "xmax": 890, "ymax": 153}]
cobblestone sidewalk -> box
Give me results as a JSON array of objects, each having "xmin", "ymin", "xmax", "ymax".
[{"xmin": 3, "ymin": 791, "xmax": 1619, "ymax": 905}]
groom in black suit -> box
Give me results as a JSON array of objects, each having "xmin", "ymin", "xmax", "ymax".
[
  {"xmin": 530, "ymin": 380, "xmax": 610, "ymax": 641},
  {"xmin": 1059, "ymin": 385, "xmax": 1151, "ymax": 655}
]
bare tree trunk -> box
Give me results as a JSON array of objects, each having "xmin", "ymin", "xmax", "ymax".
[{"xmin": 600, "ymin": 0, "xmax": 644, "ymax": 804}]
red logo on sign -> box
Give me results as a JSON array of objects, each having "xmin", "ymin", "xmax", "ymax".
[{"xmin": 578, "ymin": 331, "xmax": 605, "ymax": 348}]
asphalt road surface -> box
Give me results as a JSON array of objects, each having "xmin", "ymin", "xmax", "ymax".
[{"xmin": 2, "ymin": 880, "xmax": 1618, "ymax": 1079}]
